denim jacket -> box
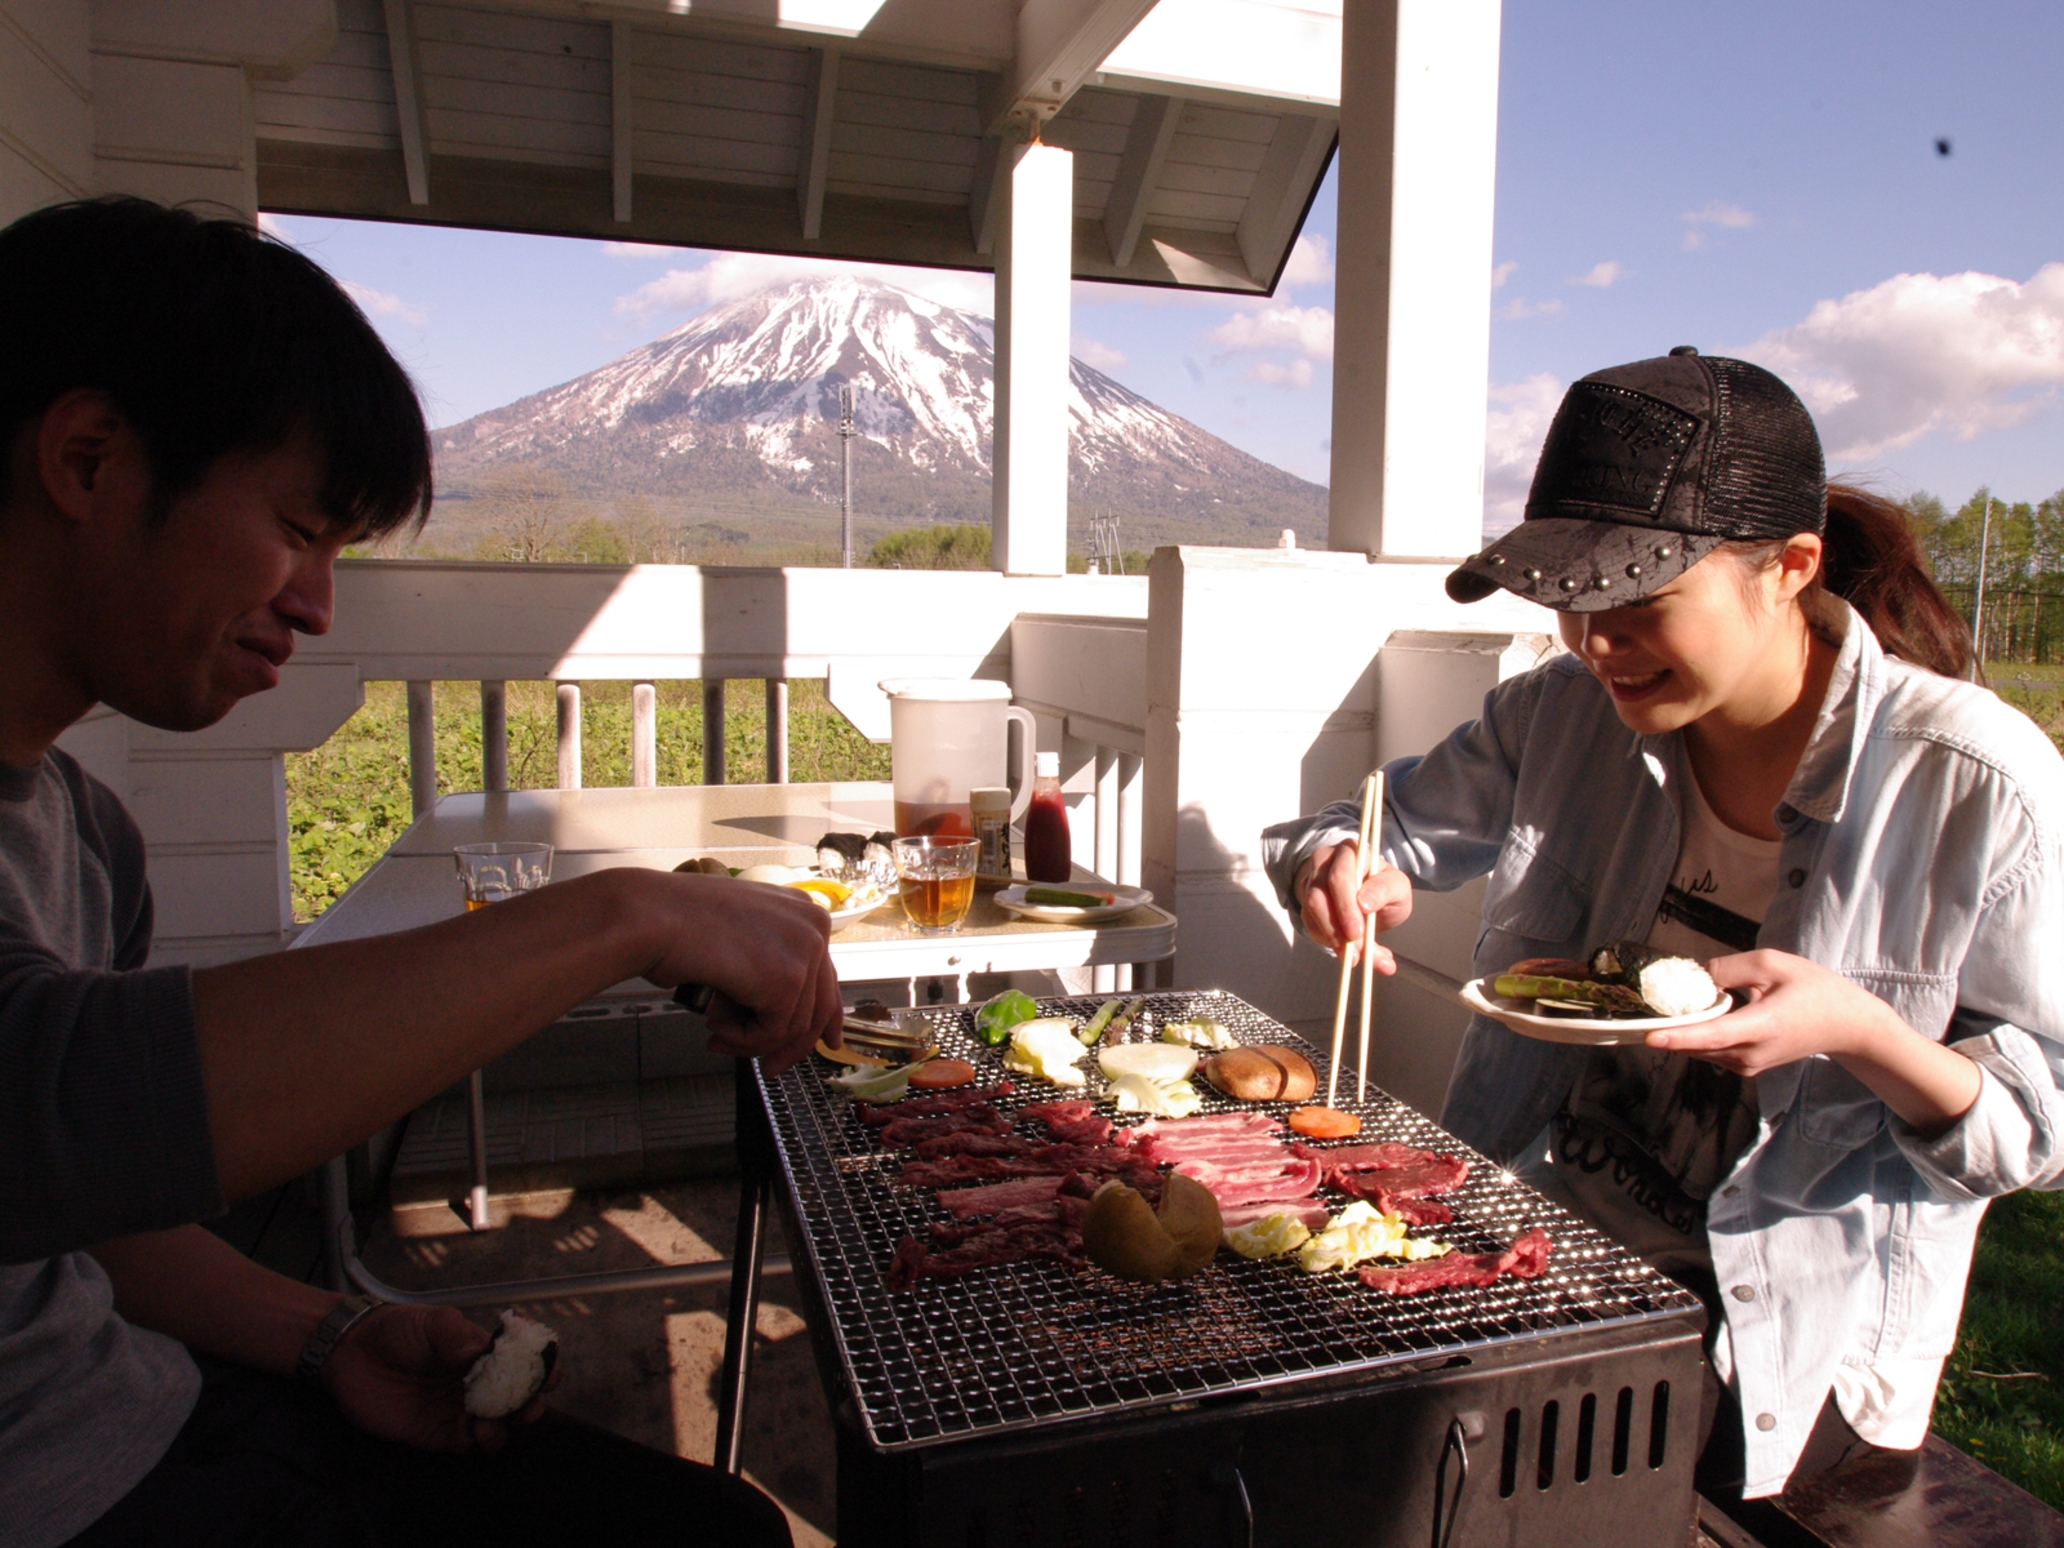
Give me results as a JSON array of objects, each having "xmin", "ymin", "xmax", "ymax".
[{"xmin": 1261, "ymin": 602, "xmax": 2064, "ymax": 1497}]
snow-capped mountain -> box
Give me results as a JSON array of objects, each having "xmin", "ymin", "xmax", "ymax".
[{"xmin": 431, "ymin": 276, "xmax": 1325, "ymax": 548}]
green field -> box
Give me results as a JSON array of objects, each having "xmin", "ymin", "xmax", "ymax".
[{"xmin": 285, "ymin": 678, "xmax": 888, "ymax": 920}]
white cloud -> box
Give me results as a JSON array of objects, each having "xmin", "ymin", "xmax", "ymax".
[
  {"xmin": 1569, "ymin": 260, "xmax": 1627, "ymax": 289},
  {"xmin": 1247, "ymin": 359, "xmax": 1314, "ymax": 388},
  {"xmin": 1204, "ymin": 304, "xmax": 1335, "ymax": 360},
  {"xmin": 1737, "ymin": 264, "xmax": 2064, "ymax": 462},
  {"xmin": 602, "ymin": 241, "xmax": 683, "ymax": 260},
  {"xmin": 340, "ymin": 279, "xmax": 429, "ymax": 328},
  {"xmin": 1483, "ymin": 373, "xmax": 1566, "ymax": 535},
  {"xmin": 1491, "ymin": 260, "xmax": 1519, "ymax": 291},
  {"xmin": 1497, "ymin": 296, "xmax": 1566, "ymax": 322},
  {"xmin": 1681, "ymin": 202, "xmax": 1756, "ymax": 251},
  {"xmin": 257, "ymin": 212, "xmax": 295, "ymax": 241},
  {"xmin": 1279, "ymin": 234, "xmax": 1334, "ymax": 289},
  {"xmin": 617, "ymin": 251, "xmax": 992, "ymax": 320},
  {"xmin": 1683, "ymin": 201, "xmax": 1757, "ymax": 230},
  {"xmin": 1073, "ymin": 334, "xmax": 1128, "ymax": 371}
]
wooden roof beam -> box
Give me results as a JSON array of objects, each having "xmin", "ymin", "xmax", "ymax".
[
  {"xmin": 380, "ymin": 0, "xmax": 430, "ymax": 205},
  {"xmin": 1236, "ymin": 110, "xmax": 1335, "ymax": 286},
  {"xmin": 611, "ymin": 20, "xmax": 633, "ymax": 222},
  {"xmin": 992, "ymin": 0, "xmax": 1164, "ymax": 138},
  {"xmin": 796, "ymin": 47, "xmax": 839, "ymax": 241},
  {"xmin": 1102, "ymin": 92, "xmax": 1180, "ymax": 267}
]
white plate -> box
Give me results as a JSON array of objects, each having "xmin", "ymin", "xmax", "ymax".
[
  {"xmin": 1458, "ymin": 977, "xmax": 1733, "ymax": 1045},
  {"xmin": 993, "ymin": 884, "xmax": 1154, "ymax": 924},
  {"xmin": 780, "ymin": 876, "xmax": 893, "ymax": 930}
]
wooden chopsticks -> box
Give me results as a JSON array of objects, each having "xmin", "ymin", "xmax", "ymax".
[{"xmin": 1326, "ymin": 771, "xmax": 1386, "ymax": 1108}]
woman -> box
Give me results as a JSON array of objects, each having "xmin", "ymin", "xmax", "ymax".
[{"xmin": 1262, "ymin": 349, "xmax": 2064, "ymax": 1501}]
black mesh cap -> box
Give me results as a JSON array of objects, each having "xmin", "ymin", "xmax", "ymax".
[{"xmin": 1447, "ymin": 349, "xmax": 1827, "ymax": 612}]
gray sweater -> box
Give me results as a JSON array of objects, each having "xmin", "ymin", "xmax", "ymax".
[{"xmin": 0, "ymin": 751, "xmax": 221, "ymax": 1548}]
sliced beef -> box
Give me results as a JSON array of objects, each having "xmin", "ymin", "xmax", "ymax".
[
  {"xmin": 1357, "ymin": 1229, "xmax": 1553, "ymax": 1296},
  {"xmin": 909, "ymin": 1131, "xmax": 1036, "ymax": 1160},
  {"xmin": 857, "ymin": 1084, "xmax": 1013, "ymax": 1125},
  {"xmin": 899, "ymin": 1141, "xmax": 1151, "ymax": 1190},
  {"xmin": 936, "ymin": 1176, "xmax": 1067, "ymax": 1218},
  {"xmin": 1019, "ymin": 1099, "xmax": 1116, "ymax": 1147},
  {"xmin": 875, "ymin": 1108, "xmax": 1011, "ymax": 1148},
  {"xmin": 1327, "ymin": 1176, "xmax": 1454, "ymax": 1225},
  {"xmin": 886, "ymin": 1224, "xmax": 1086, "ymax": 1289}
]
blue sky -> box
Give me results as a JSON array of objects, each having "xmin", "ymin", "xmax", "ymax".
[{"xmin": 264, "ymin": 0, "xmax": 2064, "ymax": 533}]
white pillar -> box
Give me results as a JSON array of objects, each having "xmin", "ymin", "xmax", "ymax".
[
  {"xmin": 1327, "ymin": 0, "xmax": 1502, "ymax": 558},
  {"xmin": 406, "ymin": 680, "xmax": 436, "ymax": 819},
  {"xmin": 555, "ymin": 683, "xmax": 582, "ymax": 790},
  {"xmin": 990, "ymin": 140, "xmax": 1073, "ymax": 577},
  {"xmin": 631, "ymin": 680, "xmax": 657, "ymax": 787},
  {"xmin": 479, "ymin": 680, "xmax": 508, "ymax": 792}
]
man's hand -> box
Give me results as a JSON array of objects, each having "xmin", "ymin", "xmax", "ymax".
[
  {"xmin": 1296, "ymin": 842, "xmax": 1413, "ymax": 973},
  {"xmin": 630, "ymin": 871, "xmax": 843, "ymax": 1074},
  {"xmin": 321, "ymin": 1305, "xmax": 554, "ymax": 1454}
]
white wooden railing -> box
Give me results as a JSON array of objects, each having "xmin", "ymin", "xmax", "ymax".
[{"xmin": 58, "ymin": 550, "xmax": 1557, "ymax": 1115}]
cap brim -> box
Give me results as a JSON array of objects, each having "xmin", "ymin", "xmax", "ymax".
[{"xmin": 1445, "ymin": 519, "xmax": 1724, "ymax": 611}]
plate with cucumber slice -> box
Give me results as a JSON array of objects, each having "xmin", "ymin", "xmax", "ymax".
[{"xmin": 993, "ymin": 883, "xmax": 1153, "ymax": 924}]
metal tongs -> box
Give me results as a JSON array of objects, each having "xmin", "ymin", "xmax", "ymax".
[{"xmin": 839, "ymin": 1014, "xmax": 934, "ymax": 1056}]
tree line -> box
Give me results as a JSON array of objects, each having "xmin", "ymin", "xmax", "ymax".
[{"xmin": 1906, "ymin": 487, "xmax": 2064, "ymax": 667}]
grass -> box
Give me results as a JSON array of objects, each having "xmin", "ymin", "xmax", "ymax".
[
  {"xmin": 1924, "ymin": 684, "xmax": 2064, "ymax": 1508},
  {"xmin": 284, "ymin": 678, "xmax": 889, "ymax": 921},
  {"xmin": 1931, "ymin": 1189, "xmax": 2064, "ymax": 1505}
]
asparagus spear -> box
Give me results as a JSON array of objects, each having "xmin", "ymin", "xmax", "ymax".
[
  {"xmin": 1076, "ymin": 998, "xmax": 1123, "ymax": 1047},
  {"xmin": 1491, "ymin": 974, "xmax": 1648, "ymax": 1017}
]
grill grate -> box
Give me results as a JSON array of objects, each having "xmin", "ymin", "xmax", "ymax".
[{"xmin": 760, "ymin": 990, "xmax": 1704, "ymax": 1452}]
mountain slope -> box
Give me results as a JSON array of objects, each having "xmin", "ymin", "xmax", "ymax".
[{"xmin": 430, "ymin": 276, "xmax": 1326, "ymax": 551}]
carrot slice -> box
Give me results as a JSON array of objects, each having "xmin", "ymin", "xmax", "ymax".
[
  {"xmin": 908, "ymin": 1059, "xmax": 977, "ymax": 1090},
  {"xmin": 1288, "ymin": 1105, "xmax": 1362, "ymax": 1139}
]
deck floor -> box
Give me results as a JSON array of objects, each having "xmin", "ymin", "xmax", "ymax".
[{"xmin": 213, "ymin": 1174, "xmax": 839, "ymax": 1547}]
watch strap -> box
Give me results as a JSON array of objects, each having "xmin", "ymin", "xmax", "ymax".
[{"xmin": 295, "ymin": 1293, "xmax": 384, "ymax": 1384}]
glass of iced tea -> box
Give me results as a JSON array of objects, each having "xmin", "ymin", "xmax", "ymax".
[
  {"xmin": 893, "ymin": 836, "xmax": 979, "ymax": 935},
  {"xmin": 454, "ymin": 841, "xmax": 553, "ymax": 908}
]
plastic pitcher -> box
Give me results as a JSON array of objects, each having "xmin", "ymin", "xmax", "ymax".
[{"xmin": 879, "ymin": 679, "xmax": 1037, "ymax": 838}]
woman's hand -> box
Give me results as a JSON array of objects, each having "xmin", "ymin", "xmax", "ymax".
[
  {"xmin": 321, "ymin": 1305, "xmax": 555, "ymax": 1454},
  {"xmin": 1647, "ymin": 949, "xmax": 1981, "ymax": 1135},
  {"xmin": 1297, "ymin": 842, "xmax": 1414, "ymax": 972}
]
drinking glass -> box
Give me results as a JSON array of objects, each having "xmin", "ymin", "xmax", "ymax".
[
  {"xmin": 893, "ymin": 836, "xmax": 979, "ymax": 936},
  {"xmin": 454, "ymin": 841, "xmax": 554, "ymax": 908}
]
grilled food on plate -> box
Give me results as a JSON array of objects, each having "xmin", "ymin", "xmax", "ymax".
[{"xmin": 1494, "ymin": 941, "xmax": 1721, "ymax": 1019}]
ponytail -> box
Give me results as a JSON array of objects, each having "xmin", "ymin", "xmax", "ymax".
[{"xmin": 1815, "ymin": 484, "xmax": 1973, "ymax": 679}]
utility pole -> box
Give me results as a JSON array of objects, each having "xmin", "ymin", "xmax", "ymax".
[
  {"xmin": 1972, "ymin": 491, "xmax": 1995, "ymax": 676},
  {"xmin": 839, "ymin": 384, "xmax": 857, "ymax": 569}
]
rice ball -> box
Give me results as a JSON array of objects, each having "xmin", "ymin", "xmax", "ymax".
[{"xmin": 462, "ymin": 1310, "xmax": 558, "ymax": 1419}]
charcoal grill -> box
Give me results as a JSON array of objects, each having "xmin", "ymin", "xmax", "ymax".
[{"xmin": 715, "ymin": 990, "xmax": 1708, "ymax": 1547}]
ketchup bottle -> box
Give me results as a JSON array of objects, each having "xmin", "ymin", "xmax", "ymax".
[{"xmin": 1023, "ymin": 751, "xmax": 1072, "ymax": 883}]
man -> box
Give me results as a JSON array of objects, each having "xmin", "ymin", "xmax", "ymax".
[{"xmin": 0, "ymin": 198, "xmax": 842, "ymax": 1547}]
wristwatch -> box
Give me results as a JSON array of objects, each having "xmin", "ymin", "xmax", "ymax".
[{"xmin": 295, "ymin": 1293, "xmax": 386, "ymax": 1384}]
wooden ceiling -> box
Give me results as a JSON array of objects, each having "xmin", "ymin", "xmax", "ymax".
[{"xmin": 254, "ymin": 0, "xmax": 1339, "ymax": 294}]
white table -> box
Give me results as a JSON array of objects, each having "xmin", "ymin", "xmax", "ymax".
[
  {"xmin": 303, "ymin": 782, "xmax": 1175, "ymax": 1310},
  {"xmin": 297, "ymin": 783, "xmax": 1176, "ymax": 994}
]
